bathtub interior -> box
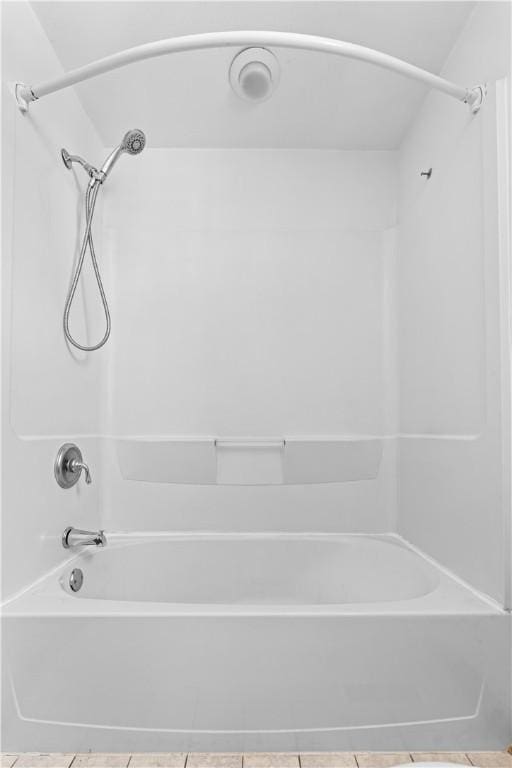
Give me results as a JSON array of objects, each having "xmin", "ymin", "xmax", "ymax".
[
  {"xmin": 3, "ymin": 531, "xmax": 502, "ymax": 617},
  {"xmin": 1, "ymin": 0, "xmax": 511, "ymax": 753},
  {"xmin": 59, "ymin": 534, "xmax": 443, "ymax": 607}
]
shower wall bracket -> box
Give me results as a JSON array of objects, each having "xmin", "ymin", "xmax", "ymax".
[
  {"xmin": 14, "ymin": 82, "xmax": 36, "ymax": 113},
  {"xmin": 468, "ymin": 84, "xmax": 487, "ymax": 115}
]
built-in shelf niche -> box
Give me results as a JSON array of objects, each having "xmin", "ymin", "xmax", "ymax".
[{"xmin": 116, "ymin": 437, "xmax": 382, "ymax": 485}]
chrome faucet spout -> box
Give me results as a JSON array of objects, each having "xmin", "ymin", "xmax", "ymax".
[{"xmin": 62, "ymin": 526, "xmax": 106, "ymax": 549}]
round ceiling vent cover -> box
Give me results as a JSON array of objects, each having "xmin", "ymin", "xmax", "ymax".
[{"xmin": 229, "ymin": 47, "xmax": 280, "ymax": 102}]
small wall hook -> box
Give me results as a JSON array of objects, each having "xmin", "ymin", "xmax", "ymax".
[{"xmin": 420, "ymin": 168, "xmax": 432, "ymax": 179}]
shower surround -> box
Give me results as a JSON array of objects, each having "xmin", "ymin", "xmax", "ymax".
[{"xmin": 1, "ymin": 0, "xmax": 511, "ymax": 754}]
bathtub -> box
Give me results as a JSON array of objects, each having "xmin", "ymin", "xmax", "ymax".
[{"xmin": 1, "ymin": 533, "xmax": 509, "ymax": 752}]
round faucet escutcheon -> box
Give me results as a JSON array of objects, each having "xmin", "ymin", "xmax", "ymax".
[{"xmin": 54, "ymin": 443, "xmax": 92, "ymax": 488}]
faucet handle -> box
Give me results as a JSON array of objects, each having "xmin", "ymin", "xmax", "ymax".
[
  {"xmin": 83, "ymin": 463, "xmax": 92, "ymax": 484},
  {"xmin": 70, "ymin": 459, "xmax": 92, "ymax": 485},
  {"xmin": 55, "ymin": 443, "xmax": 92, "ymax": 488}
]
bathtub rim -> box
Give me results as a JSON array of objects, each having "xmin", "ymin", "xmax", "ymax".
[{"xmin": 1, "ymin": 532, "xmax": 504, "ymax": 617}]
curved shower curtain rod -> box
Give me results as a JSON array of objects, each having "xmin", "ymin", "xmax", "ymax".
[{"xmin": 14, "ymin": 30, "xmax": 486, "ymax": 114}]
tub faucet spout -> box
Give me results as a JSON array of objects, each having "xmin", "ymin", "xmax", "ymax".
[{"xmin": 62, "ymin": 526, "xmax": 107, "ymax": 549}]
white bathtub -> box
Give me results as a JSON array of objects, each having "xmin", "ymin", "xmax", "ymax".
[
  {"xmin": 2, "ymin": 534, "xmax": 509, "ymax": 752},
  {"xmin": 60, "ymin": 534, "xmax": 441, "ymax": 610}
]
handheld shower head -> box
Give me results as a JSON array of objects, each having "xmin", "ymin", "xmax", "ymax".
[
  {"xmin": 122, "ymin": 129, "xmax": 146, "ymax": 155},
  {"xmin": 99, "ymin": 128, "xmax": 146, "ymax": 180}
]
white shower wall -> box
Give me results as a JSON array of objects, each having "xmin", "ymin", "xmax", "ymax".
[
  {"xmin": 397, "ymin": 1, "xmax": 511, "ymax": 604},
  {"xmin": 1, "ymin": 2, "xmax": 106, "ymax": 598},
  {"xmin": 102, "ymin": 149, "xmax": 399, "ymax": 533}
]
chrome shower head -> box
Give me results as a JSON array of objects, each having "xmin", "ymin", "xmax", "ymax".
[
  {"xmin": 100, "ymin": 128, "xmax": 146, "ymax": 180},
  {"xmin": 121, "ymin": 129, "xmax": 146, "ymax": 155}
]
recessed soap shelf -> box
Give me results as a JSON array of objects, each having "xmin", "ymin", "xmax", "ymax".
[{"xmin": 116, "ymin": 436, "xmax": 383, "ymax": 486}]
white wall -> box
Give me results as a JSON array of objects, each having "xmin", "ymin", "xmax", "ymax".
[
  {"xmin": 1, "ymin": 2, "xmax": 106, "ymax": 598},
  {"xmin": 103, "ymin": 149, "xmax": 398, "ymax": 532},
  {"xmin": 397, "ymin": 2, "xmax": 511, "ymax": 603}
]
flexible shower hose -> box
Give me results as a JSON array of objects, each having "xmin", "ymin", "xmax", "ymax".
[{"xmin": 63, "ymin": 178, "xmax": 111, "ymax": 351}]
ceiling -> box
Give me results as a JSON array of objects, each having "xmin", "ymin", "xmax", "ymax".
[{"xmin": 31, "ymin": 1, "xmax": 475, "ymax": 149}]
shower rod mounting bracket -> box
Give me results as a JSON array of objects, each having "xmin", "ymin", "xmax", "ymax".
[
  {"xmin": 466, "ymin": 84, "xmax": 487, "ymax": 115},
  {"xmin": 14, "ymin": 82, "xmax": 37, "ymax": 113}
]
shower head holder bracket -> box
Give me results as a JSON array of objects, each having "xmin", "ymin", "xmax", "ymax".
[
  {"xmin": 61, "ymin": 148, "xmax": 73, "ymax": 170},
  {"xmin": 61, "ymin": 148, "xmax": 103, "ymax": 182}
]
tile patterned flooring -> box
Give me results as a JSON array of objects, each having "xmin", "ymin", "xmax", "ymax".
[{"xmin": 1, "ymin": 752, "xmax": 511, "ymax": 768}]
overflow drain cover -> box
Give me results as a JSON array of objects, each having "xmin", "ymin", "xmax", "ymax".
[{"xmin": 69, "ymin": 568, "xmax": 84, "ymax": 592}]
